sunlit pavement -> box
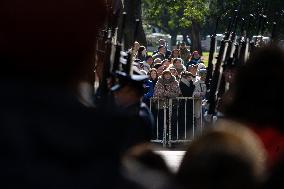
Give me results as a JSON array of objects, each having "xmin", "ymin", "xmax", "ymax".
[{"xmin": 155, "ymin": 150, "xmax": 186, "ymax": 172}]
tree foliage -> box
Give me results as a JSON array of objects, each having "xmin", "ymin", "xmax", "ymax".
[
  {"xmin": 142, "ymin": 0, "xmax": 209, "ymax": 34},
  {"xmin": 143, "ymin": 0, "xmax": 284, "ymax": 45}
]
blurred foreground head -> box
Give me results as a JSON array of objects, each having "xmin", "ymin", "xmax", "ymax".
[
  {"xmin": 0, "ymin": 0, "xmax": 106, "ymax": 84},
  {"xmin": 225, "ymin": 46, "xmax": 284, "ymax": 131},
  {"xmin": 177, "ymin": 122, "xmax": 267, "ymax": 189}
]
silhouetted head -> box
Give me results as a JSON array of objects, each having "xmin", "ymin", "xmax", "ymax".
[
  {"xmin": 224, "ymin": 46, "xmax": 284, "ymax": 131},
  {"xmin": 177, "ymin": 122, "xmax": 267, "ymax": 189},
  {"xmin": 0, "ymin": 0, "xmax": 106, "ymax": 85}
]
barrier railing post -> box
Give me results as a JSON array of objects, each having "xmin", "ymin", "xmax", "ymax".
[
  {"xmin": 184, "ymin": 98, "xmax": 187, "ymax": 140},
  {"xmin": 176, "ymin": 98, "xmax": 179, "ymax": 141},
  {"xmin": 157, "ymin": 99, "xmax": 159, "ymax": 140},
  {"xmin": 163, "ymin": 101, "xmax": 167, "ymax": 147},
  {"xmin": 192, "ymin": 98, "xmax": 195, "ymax": 140},
  {"xmin": 200, "ymin": 99, "xmax": 203, "ymax": 134},
  {"xmin": 168, "ymin": 98, "xmax": 172, "ymax": 148}
]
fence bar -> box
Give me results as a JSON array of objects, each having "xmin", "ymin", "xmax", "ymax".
[
  {"xmin": 149, "ymin": 97, "xmax": 203, "ymax": 147},
  {"xmin": 163, "ymin": 103, "xmax": 167, "ymax": 147},
  {"xmin": 168, "ymin": 99, "xmax": 172, "ymax": 147},
  {"xmin": 184, "ymin": 98, "xmax": 187, "ymax": 139}
]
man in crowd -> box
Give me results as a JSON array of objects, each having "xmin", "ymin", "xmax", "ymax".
[
  {"xmin": 153, "ymin": 39, "xmax": 172, "ymax": 59},
  {"xmin": 153, "ymin": 45, "xmax": 166, "ymax": 61},
  {"xmin": 179, "ymin": 42, "xmax": 191, "ymax": 64}
]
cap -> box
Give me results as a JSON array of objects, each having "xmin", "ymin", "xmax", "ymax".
[
  {"xmin": 197, "ymin": 63, "xmax": 206, "ymax": 70},
  {"xmin": 198, "ymin": 68, "xmax": 207, "ymax": 75},
  {"xmin": 111, "ymin": 69, "xmax": 149, "ymax": 92}
]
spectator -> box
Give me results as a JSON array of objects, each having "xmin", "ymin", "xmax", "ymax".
[
  {"xmin": 154, "ymin": 57, "xmax": 162, "ymax": 65},
  {"xmin": 145, "ymin": 55, "xmax": 154, "ymax": 68},
  {"xmin": 154, "ymin": 63, "xmax": 165, "ymax": 77},
  {"xmin": 137, "ymin": 45, "xmax": 147, "ymax": 61},
  {"xmin": 170, "ymin": 49, "xmax": 181, "ymax": 59},
  {"xmin": 153, "ymin": 45, "xmax": 166, "ymax": 61},
  {"xmin": 187, "ymin": 51, "xmax": 201, "ymax": 66},
  {"xmin": 193, "ymin": 69, "xmax": 207, "ymax": 133},
  {"xmin": 187, "ymin": 64, "xmax": 198, "ymax": 82},
  {"xmin": 180, "ymin": 71, "xmax": 195, "ymax": 97},
  {"xmin": 178, "ymin": 71, "xmax": 196, "ymax": 140},
  {"xmin": 179, "ymin": 42, "xmax": 191, "ymax": 64},
  {"xmin": 148, "ymin": 68, "xmax": 159, "ymax": 87},
  {"xmin": 153, "ymin": 39, "xmax": 172, "ymax": 59},
  {"xmin": 161, "ymin": 59, "xmax": 172, "ymax": 69},
  {"xmin": 154, "ymin": 70, "xmax": 181, "ymax": 99},
  {"xmin": 169, "ymin": 67, "xmax": 180, "ymax": 81},
  {"xmin": 154, "ymin": 70, "xmax": 181, "ymax": 140},
  {"xmin": 137, "ymin": 60, "xmax": 151, "ymax": 73},
  {"xmin": 170, "ymin": 58, "xmax": 186, "ymax": 75}
]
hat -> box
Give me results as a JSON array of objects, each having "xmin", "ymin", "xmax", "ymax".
[
  {"xmin": 181, "ymin": 71, "xmax": 194, "ymax": 78},
  {"xmin": 162, "ymin": 69, "xmax": 171, "ymax": 76},
  {"xmin": 158, "ymin": 45, "xmax": 165, "ymax": 50},
  {"xmin": 197, "ymin": 63, "xmax": 206, "ymax": 70},
  {"xmin": 198, "ymin": 68, "xmax": 207, "ymax": 75},
  {"xmin": 111, "ymin": 69, "xmax": 149, "ymax": 93}
]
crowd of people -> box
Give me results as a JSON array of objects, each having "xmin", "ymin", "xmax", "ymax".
[
  {"xmin": 1, "ymin": 0, "xmax": 284, "ymax": 189},
  {"xmin": 128, "ymin": 39, "xmax": 207, "ymax": 140}
]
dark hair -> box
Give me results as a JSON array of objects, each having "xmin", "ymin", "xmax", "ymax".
[
  {"xmin": 145, "ymin": 55, "xmax": 153, "ymax": 62},
  {"xmin": 225, "ymin": 45, "xmax": 284, "ymax": 131},
  {"xmin": 158, "ymin": 45, "xmax": 165, "ymax": 51},
  {"xmin": 154, "ymin": 63, "xmax": 163, "ymax": 69},
  {"xmin": 138, "ymin": 46, "xmax": 146, "ymax": 52},
  {"xmin": 177, "ymin": 128, "xmax": 265, "ymax": 189}
]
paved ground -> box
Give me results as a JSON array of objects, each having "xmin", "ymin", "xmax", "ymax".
[{"xmin": 155, "ymin": 150, "xmax": 186, "ymax": 172}]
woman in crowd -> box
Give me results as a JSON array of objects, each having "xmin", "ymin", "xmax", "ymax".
[
  {"xmin": 187, "ymin": 64, "xmax": 198, "ymax": 82},
  {"xmin": 137, "ymin": 46, "xmax": 147, "ymax": 61},
  {"xmin": 145, "ymin": 55, "xmax": 154, "ymax": 68},
  {"xmin": 153, "ymin": 70, "xmax": 181, "ymax": 140},
  {"xmin": 154, "ymin": 63, "xmax": 165, "ymax": 77},
  {"xmin": 178, "ymin": 71, "xmax": 195, "ymax": 140},
  {"xmin": 170, "ymin": 49, "xmax": 181, "ymax": 59},
  {"xmin": 148, "ymin": 68, "xmax": 158, "ymax": 87},
  {"xmin": 170, "ymin": 58, "xmax": 186, "ymax": 75},
  {"xmin": 187, "ymin": 51, "xmax": 201, "ymax": 66},
  {"xmin": 161, "ymin": 59, "xmax": 172, "ymax": 69},
  {"xmin": 169, "ymin": 67, "xmax": 180, "ymax": 81}
]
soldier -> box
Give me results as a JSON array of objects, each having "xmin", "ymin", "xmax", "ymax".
[
  {"xmin": 111, "ymin": 68, "xmax": 154, "ymax": 142},
  {"xmin": 0, "ymin": 0, "xmax": 141, "ymax": 188}
]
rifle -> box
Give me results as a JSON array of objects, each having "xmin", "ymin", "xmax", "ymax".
[
  {"xmin": 207, "ymin": 0, "xmax": 244, "ymax": 117},
  {"xmin": 94, "ymin": 0, "xmax": 124, "ymax": 106},
  {"xmin": 233, "ymin": 17, "xmax": 245, "ymax": 66},
  {"xmin": 271, "ymin": 22, "xmax": 277, "ymax": 44},
  {"xmin": 205, "ymin": 17, "xmax": 219, "ymax": 95},
  {"xmin": 207, "ymin": 15, "xmax": 233, "ymax": 116}
]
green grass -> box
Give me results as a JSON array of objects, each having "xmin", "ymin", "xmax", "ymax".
[
  {"xmin": 147, "ymin": 51, "xmax": 153, "ymax": 56},
  {"xmin": 202, "ymin": 52, "xmax": 209, "ymax": 67}
]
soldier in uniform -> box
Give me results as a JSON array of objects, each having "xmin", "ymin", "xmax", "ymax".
[
  {"xmin": 0, "ymin": 0, "xmax": 142, "ymax": 188},
  {"xmin": 111, "ymin": 68, "xmax": 155, "ymax": 142}
]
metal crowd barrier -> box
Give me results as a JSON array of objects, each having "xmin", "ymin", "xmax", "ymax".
[{"xmin": 149, "ymin": 97, "xmax": 203, "ymax": 147}]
